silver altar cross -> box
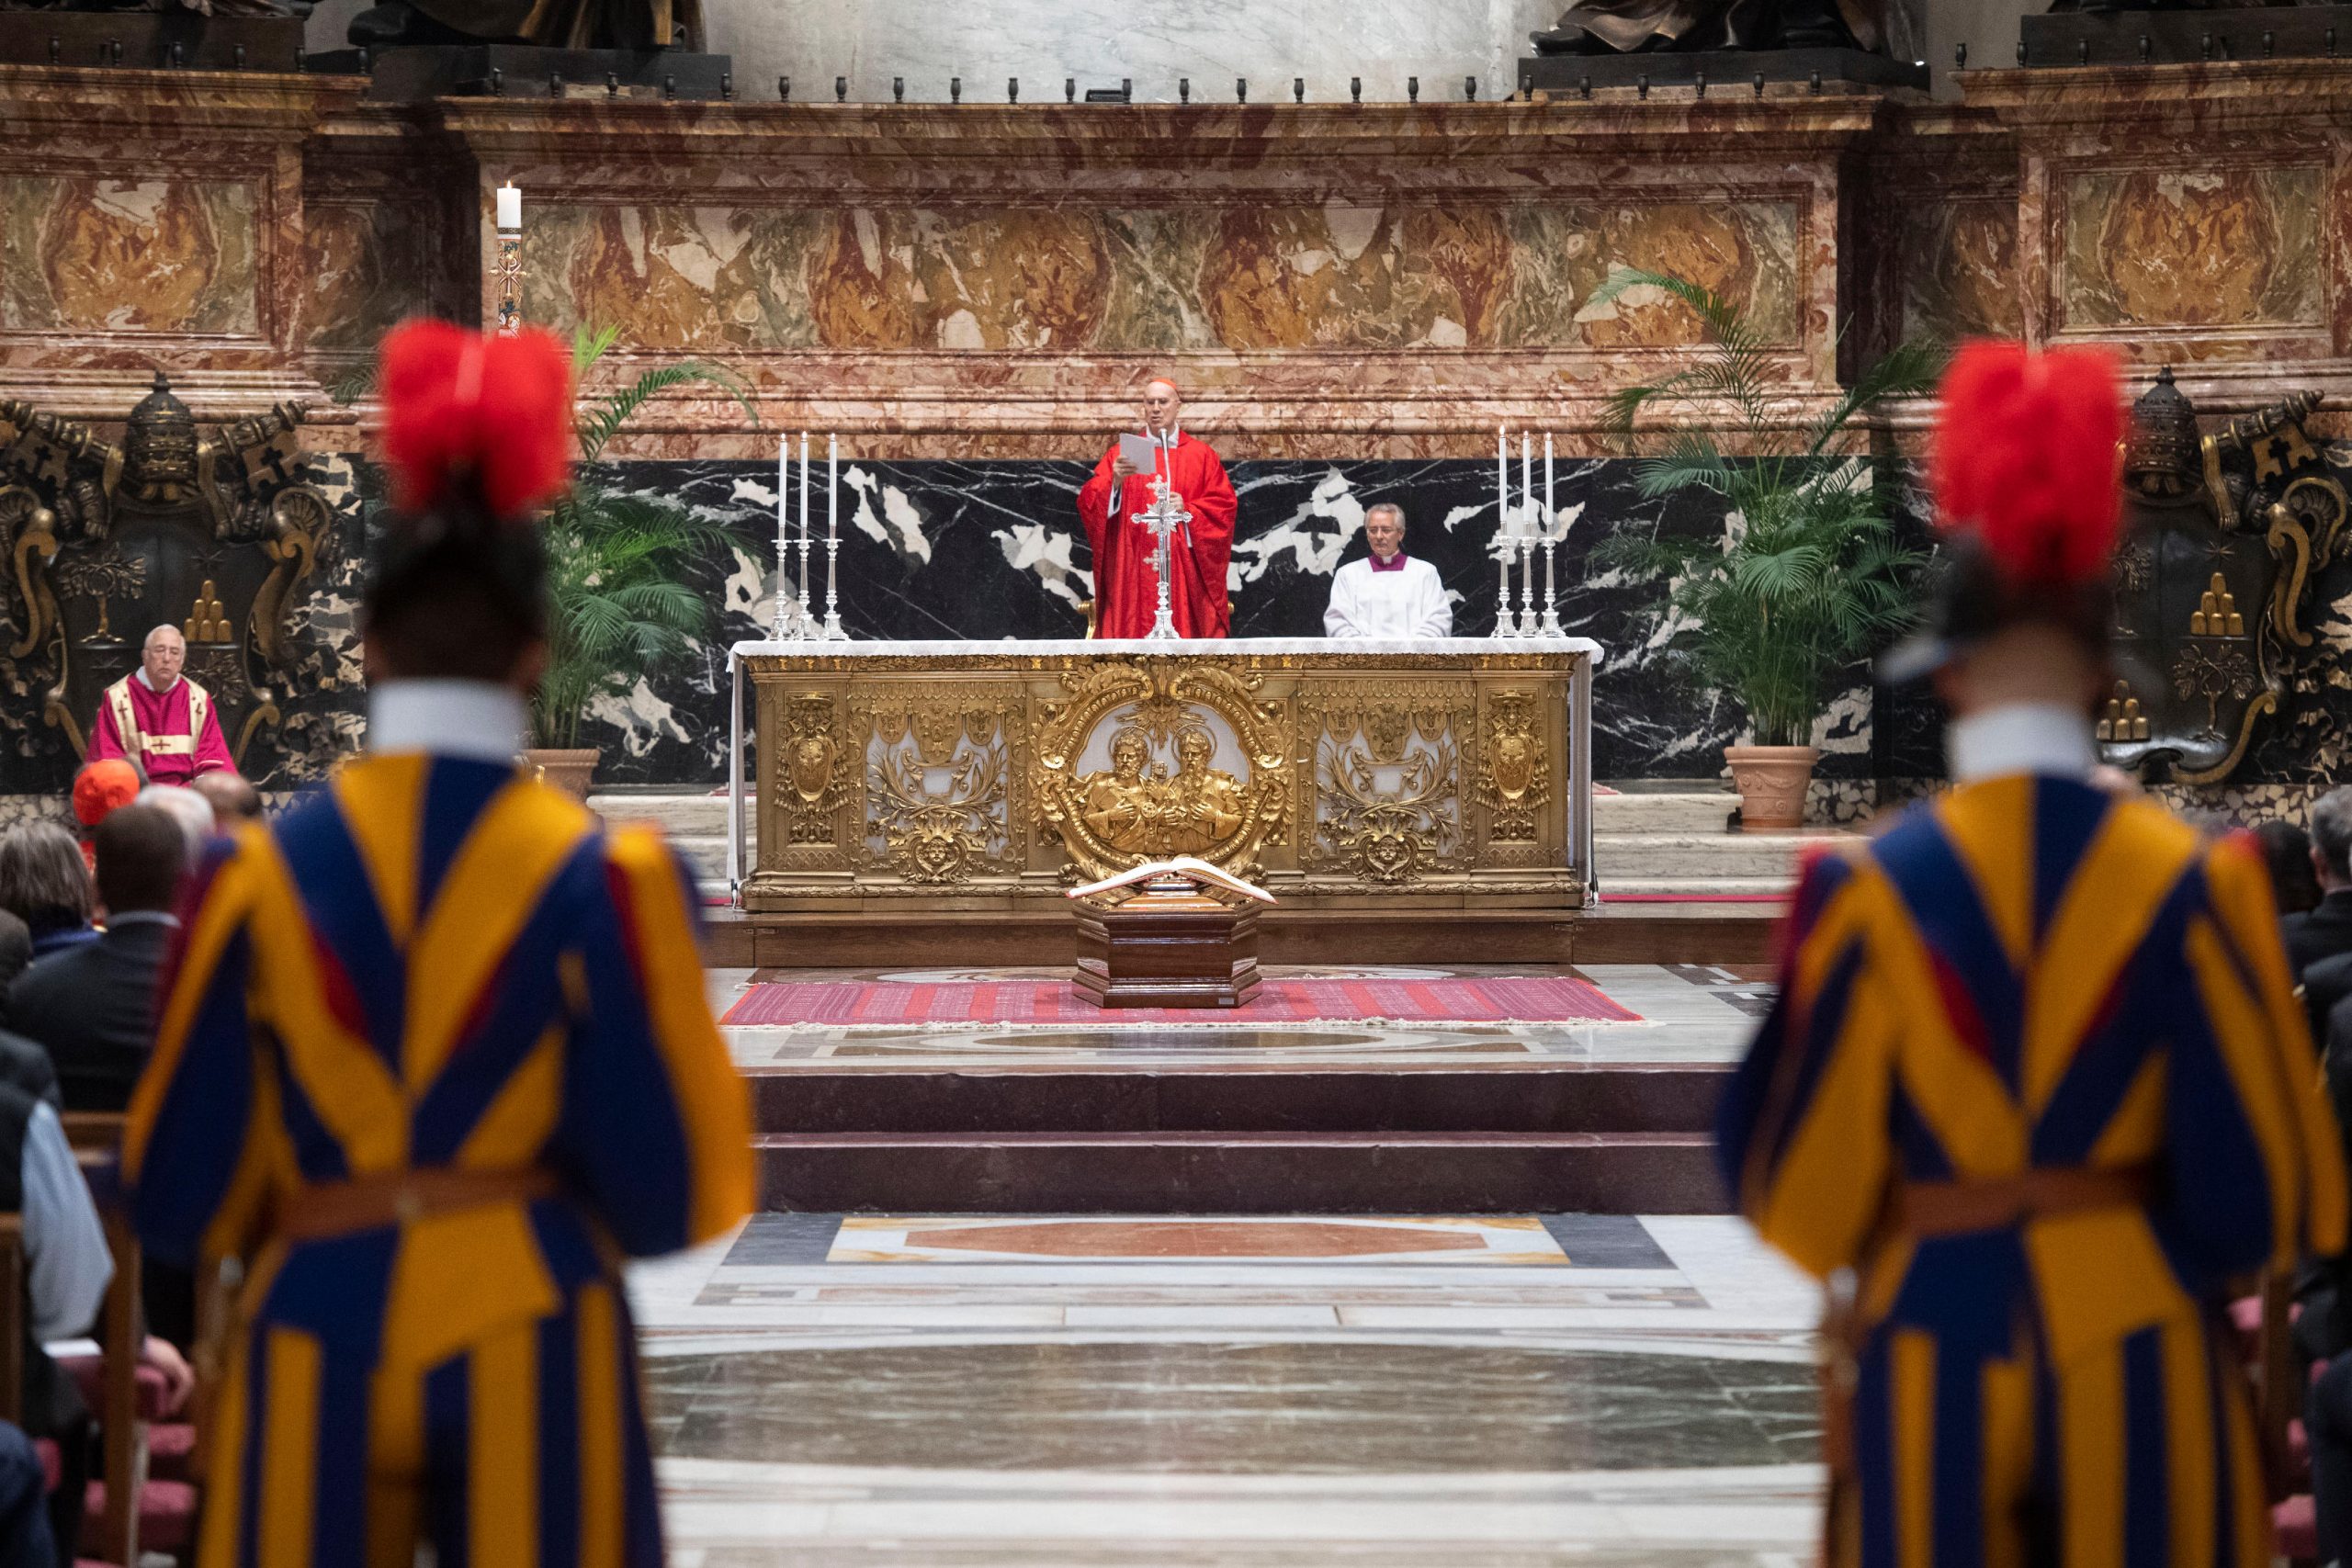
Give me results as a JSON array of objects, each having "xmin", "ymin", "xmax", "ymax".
[{"xmin": 1135, "ymin": 472, "xmax": 1193, "ymax": 642}]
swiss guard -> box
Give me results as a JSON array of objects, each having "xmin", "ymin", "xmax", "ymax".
[
  {"xmin": 123, "ymin": 318, "xmax": 753, "ymax": 1567},
  {"xmin": 1718, "ymin": 341, "xmax": 2346, "ymax": 1564}
]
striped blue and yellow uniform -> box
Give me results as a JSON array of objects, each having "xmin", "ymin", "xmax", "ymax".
[
  {"xmin": 124, "ymin": 752, "xmax": 754, "ymax": 1568},
  {"xmin": 1720, "ymin": 773, "xmax": 2346, "ymax": 1567}
]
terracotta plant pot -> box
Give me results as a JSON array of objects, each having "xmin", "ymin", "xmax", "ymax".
[
  {"xmin": 1724, "ymin": 744, "xmax": 1818, "ymax": 832},
  {"xmin": 525, "ymin": 747, "xmax": 599, "ymax": 799}
]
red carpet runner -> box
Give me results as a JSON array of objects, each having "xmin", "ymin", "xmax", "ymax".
[{"xmin": 721, "ymin": 976, "xmax": 1642, "ymax": 1027}]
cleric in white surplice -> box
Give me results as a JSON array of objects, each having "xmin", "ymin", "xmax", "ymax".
[{"xmin": 1323, "ymin": 502, "xmax": 1452, "ymax": 639}]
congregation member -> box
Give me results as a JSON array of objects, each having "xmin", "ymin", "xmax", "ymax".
[
  {"xmin": 190, "ymin": 768, "xmax": 263, "ymax": 829},
  {"xmin": 11, "ymin": 805, "xmax": 186, "ymax": 1113},
  {"xmin": 1718, "ymin": 340, "xmax": 2345, "ymax": 1564},
  {"xmin": 0, "ymin": 1070, "xmax": 114, "ymax": 1555},
  {"xmin": 1324, "ymin": 503, "xmax": 1452, "ymax": 639},
  {"xmin": 85, "ymin": 625, "xmax": 232, "ymax": 787},
  {"xmin": 125, "ymin": 317, "xmax": 753, "ymax": 1568},
  {"xmin": 1075, "ymin": 377, "xmax": 1238, "ymax": 637},
  {"xmin": 69, "ymin": 760, "xmax": 140, "ymax": 875},
  {"xmin": 0, "ymin": 1420, "xmax": 55, "ymax": 1567},
  {"xmin": 2260, "ymin": 818, "xmax": 2325, "ymax": 915},
  {"xmin": 132, "ymin": 783, "xmax": 215, "ymax": 865},
  {"xmin": 0, "ymin": 826, "xmax": 94, "ymax": 959},
  {"xmin": 2286, "ymin": 784, "xmax": 2352, "ymax": 978}
]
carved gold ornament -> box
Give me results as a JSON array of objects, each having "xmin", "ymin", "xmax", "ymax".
[
  {"xmin": 777, "ymin": 693, "xmax": 848, "ymax": 845},
  {"xmin": 1477, "ymin": 689, "xmax": 1552, "ymax": 843},
  {"xmin": 1301, "ymin": 683, "xmax": 1476, "ymax": 886},
  {"xmin": 1036, "ymin": 660, "xmax": 1290, "ymax": 881},
  {"xmin": 853, "ymin": 686, "xmax": 1024, "ymax": 885}
]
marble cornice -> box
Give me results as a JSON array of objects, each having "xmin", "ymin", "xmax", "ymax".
[
  {"xmin": 1957, "ymin": 59, "xmax": 2352, "ymax": 131},
  {"xmin": 423, "ymin": 92, "xmax": 1904, "ymax": 174},
  {"xmin": 0, "ymin": 63, "xmax": 363, "ymax": 137}
]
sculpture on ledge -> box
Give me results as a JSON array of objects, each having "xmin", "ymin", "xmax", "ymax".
[
  {"xmin": 347, "ymin": 0, "xmax": 698, "ymax": 50},
  {"xmin": 1532, "ymin": 0, "xmax": 1885, "ymax": 53}
]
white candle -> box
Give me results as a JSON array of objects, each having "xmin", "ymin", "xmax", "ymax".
[
  {"xmin": 1496, "ymin": 426, "xmax": 1507, "ymax": 536},
  {"xmin": 1520, "ymin": 434, "xmax": 1532, "ymax": 537},
  {"xmin": 786, "ymin": 439, "xmax": 804, "ymax": 620},
  {"xmin": 1544, "ymin": 434, "xmax": 1555, "ymax": 537},
  {"xmin": 495, "ymin": 182, "xmax": 521, "ymax": 231},
  {"xmin": 798, "ymin": 432, "xmax": 810, "ymax": 602},
  {"xmin": 829, "ymin": 434, "xmax": 838, "ymax": 544}
]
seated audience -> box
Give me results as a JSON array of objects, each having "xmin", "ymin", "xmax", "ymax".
[
  {"xmin": 0, "ymin": 1419, "xmax": 54, "ymax": 1568},
  {"xmin": 2259, "ymin": 817, "xmax": 2324, "ymax": 915},
  {"xmin": 190, "ymin": 768, "xmax": 263, "ymax": 830},
  {"xmin": 0, "ymin": 1077, "xmax": 110, "ymax": 1556},
  {"xmin": 0, "ymin": 909, "xmax": 26, "ymax": 1023},
  {"xmin": 2286, "ymin": 786, "xmax": 2352, "ymax": 978},
  {"xmin": 68, "ymin": 761, "xmax": 139, "ymax": 874},
  {"xmin": 8, "ymin": 807, "xmax": 186, "ymax": 1113},
  {"xmin": 0, "ymin": 827, "xmax": 93, "ymax": 960},
  {"xmin": 131, "ymin": 783, "xmax": 212, "ymax": 866}
]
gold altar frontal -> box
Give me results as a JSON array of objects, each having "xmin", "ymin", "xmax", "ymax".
[{"xmin": 731, "ymin": 637, "xmax": 1599, "ymax": 919}]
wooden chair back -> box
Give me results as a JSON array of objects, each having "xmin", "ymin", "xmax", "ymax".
[{"xmin": 72, "ymin": 1120, "xmax": 144, "ymax": 1568}]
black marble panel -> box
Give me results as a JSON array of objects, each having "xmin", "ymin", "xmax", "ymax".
[
  {"xmin": 645, "ymin": 1341, "xmax": 1818, "ymax": 1473},
  {"xmin": 582, "ymin": 455, "xmax": 1889, "ymax": 788}
]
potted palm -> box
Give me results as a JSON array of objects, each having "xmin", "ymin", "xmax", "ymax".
[
  {"xmin": 526, "ymin": 325, "xmax": 755, "ymax": 796},
  {"xmin": 1591, "ymin": 269, "xmax": 1940, "ymax": 830}
]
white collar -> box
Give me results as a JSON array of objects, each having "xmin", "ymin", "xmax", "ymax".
[
  {"xmin": 367, "ymin": 680, "xmax": 528, "ymax": 765},
  {"xmin": 135, "ymin": 668, "xmax": 181, "ymax": 695},
  {"xmin": 1947, "ymin": 703, "xmax": 2099, "ymax": 785},
  {"xmin": 1148, "ymin": 423, "xmax": 1181, "ymax": 446}
]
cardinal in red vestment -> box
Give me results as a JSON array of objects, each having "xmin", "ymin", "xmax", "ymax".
[
  {"xmin": 1075, "ymin": 378, "xmax": 1238, "ymax": 638},
  {"xmin": 87, "ymin": 624, "xmax": 234, "ymax": 785}
]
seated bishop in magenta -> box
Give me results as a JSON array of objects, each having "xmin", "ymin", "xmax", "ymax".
[{"xmin": 86, "ymin": 624, "xmax": 232, "ymax": 787}]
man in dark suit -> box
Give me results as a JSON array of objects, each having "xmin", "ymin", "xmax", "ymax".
[
  {"xmin": 2286, "ymin": 786, "xmax": 2352, "ymax": 982},
  {"xmin": 7, "ymin": 805, "xmax": 186, "ymax": 1113}
]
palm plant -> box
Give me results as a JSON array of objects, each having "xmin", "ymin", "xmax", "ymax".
[
  {"xmin": 1589, "ymin": 269, "xmax": 1942, "ymax": 748},
  {"xmin": 534, "ymin": 324, "xmax": 755, "ymax": 750}
]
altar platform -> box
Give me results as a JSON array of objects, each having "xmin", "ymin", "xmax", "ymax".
[{"xmin": 726, "ymin": 635, "xmax": 1609, "ymax": 964}]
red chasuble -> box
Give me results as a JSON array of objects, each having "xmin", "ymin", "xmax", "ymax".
[
  {"xmin": 1075, "ymin": 431, "xmax": 1238, "ymax": 638},
  {"xmin": 88, "ymin": 673, "xmax": 233, "ymax": 785}
]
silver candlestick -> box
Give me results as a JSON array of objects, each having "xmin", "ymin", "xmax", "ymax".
[
  {"xmin": 1539, "ymin": 520, "xmax": 1562, "ymax": 637},
  {"xmin": 822, "ymin": 530, "xmax": 845, "ymax": 640},
  {"xmin": 1496, "ymin": 532, "xmax": 1516, "ymax": 636},
  {"xmin": 1518, "ymin": 536, "xmax": 1540, "ymax": 637},
  {"xmin": 1136, "ymin": 474, "xmax": 1193, "ymax": 641}
]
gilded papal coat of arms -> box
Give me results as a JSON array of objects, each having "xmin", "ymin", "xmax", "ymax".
[
  {"xmin": 2098, "ymin": 368, "xmax": 2345, "ymax": 784},
  {"xmin": 0, "ymin": 374, "xmax": 333, "ymax": 778}
]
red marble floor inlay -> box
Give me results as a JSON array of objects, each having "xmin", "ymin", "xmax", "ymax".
[{"xmin": 899, "ymin": 1221, "xmax": 1489, "ymax": 1258}]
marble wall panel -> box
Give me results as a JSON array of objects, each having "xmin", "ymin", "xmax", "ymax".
[
  {"xmin": 1901, "ymin": 197, "xmax": 2021, "ymax": 343},
  {"xmin": 553, "ymin": 454, "xmax": 1880, "ymax": 787},
  {"xmin": 2059, "ymin": 166, "xmax": 2324, "ymax": 337},
  {"xmin": 0, "ymin": 175, "xmax": 260, "ymax": 337},
  {"xmin": 299, "ymin": 199, "xmax": 439, "ymax": 353},
  {"xmin": 511, "ymin": 197, "xmax": 1805, "ymax": 358}
]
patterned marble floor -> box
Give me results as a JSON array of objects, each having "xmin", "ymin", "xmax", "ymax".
[
  {"xmin": 643, "ymin": 963, "xmax": 1804, "ymax": 1562},
  {"xmin": 707, "ymin": 962, "xmax": 1770, "ymax": 1068},
  {"xmin": 631, "ymin": 1212, "xmax": 1822, "ymax": 1565}
]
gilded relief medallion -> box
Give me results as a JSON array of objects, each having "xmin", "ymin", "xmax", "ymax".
[{"xmin": 1036, "ymin": 661, "xmax": 1289, "ymax": 881}]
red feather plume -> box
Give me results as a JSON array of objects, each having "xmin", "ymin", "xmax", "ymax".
[
  {"xmin": 1928, "ymin": 340, "xmax": 2125, "ymax": 587},
  {"xmin": 379, "ymin": 319, "xmax": 573, "ymax": 522}
]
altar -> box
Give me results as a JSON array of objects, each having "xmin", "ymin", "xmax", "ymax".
[{"xmin": 726, "ymin": 637, "xmax": 1599, "ymax": 918}]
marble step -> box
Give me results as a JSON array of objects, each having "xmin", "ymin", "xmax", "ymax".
[
  {"xmin": 745, "ymin": 1064, "xmax": 1730, "ymax": 1136},
  {"xmin": 753, "ymin": 1129, "xmax": 1723, "ymax": 1214},
  {"xmin": 1601, "ymin": 877, "xmax": 1801, "ymax": 898}
]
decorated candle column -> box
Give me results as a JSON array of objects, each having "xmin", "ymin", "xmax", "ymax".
[{"xmin": 493, "ymin": 181, "xmax": 523, "ymax": 336}]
